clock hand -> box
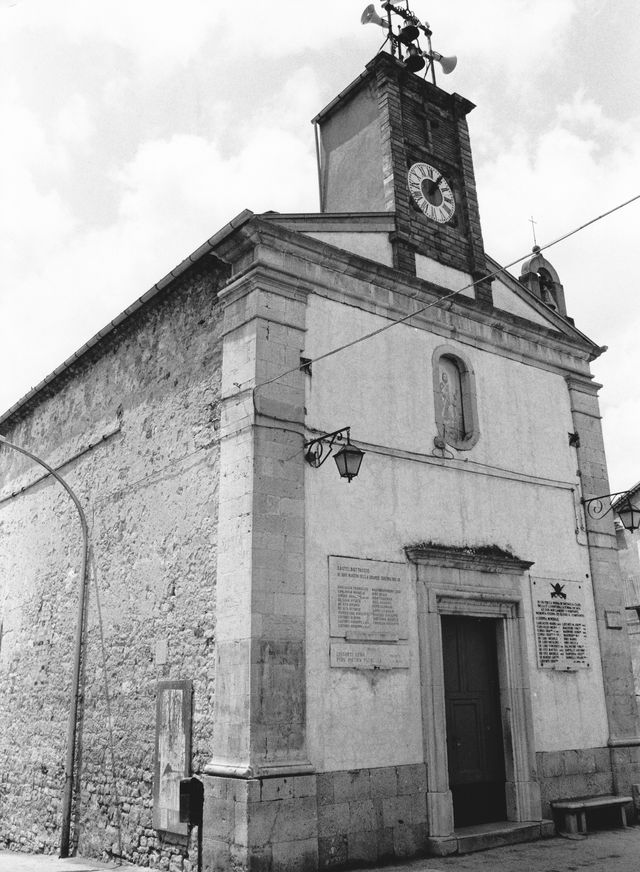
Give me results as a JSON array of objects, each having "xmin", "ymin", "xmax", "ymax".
[{"xmin": 427, "ymin": 175, "xmax": 444, "ymax": 195}]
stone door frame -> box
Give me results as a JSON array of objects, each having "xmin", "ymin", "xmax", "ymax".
[{"xmin": 406, "ymin": 546, "xmax": 542, "ymax": 837}]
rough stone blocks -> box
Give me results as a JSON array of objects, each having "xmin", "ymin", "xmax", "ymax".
[
  {"xmin": 202, "ymin": 774, "xmax": 318, "ymax": 872},
  {"xmin": 536, "ymin": 747, "xmax": 615, "ymax": 818},
  {"xmin": 317, "ymin": 764, "xmax": 427, "ymax": 869}
]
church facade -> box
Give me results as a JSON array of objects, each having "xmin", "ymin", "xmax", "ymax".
[{"xmin": 1, "ymin": 51, "xmax": 639, "ymax": 871}]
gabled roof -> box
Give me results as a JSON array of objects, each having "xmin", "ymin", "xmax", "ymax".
[
  {"xmin": 262, "ymin": 210, "xmax": 602, "ymax": 352},
  {"xmin": 0, "ymin": 210, "xmax": 254, "ymax": 428},
  {"xmin": 613, "ymin": 481, "xmax": 640, "ymax": 511},
  {"xmin": 485, "ymin": 254, "xmax": 600, "ymax": 350},
  {"xmin": 1, "ymin": 208, "xmax": 601, "ymax": 428}
]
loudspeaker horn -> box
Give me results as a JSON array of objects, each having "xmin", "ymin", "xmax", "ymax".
[
  {"xmin": 360, "ymin": 4, "xmax": 389, "ymax": 28},
  {"xmin": 430, "ymin": 51, "xmax": 457, "ymax": 75}
]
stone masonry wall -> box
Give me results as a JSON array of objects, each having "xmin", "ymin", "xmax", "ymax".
[
  {"xmin": 536, "ymin": 747, "xmax": 613, "ymax": 818},
  {"xmin": 317, "ymin": 764, "xmax": 428, "ymax": 868},
  {"xmin": 201, "ymin": 764, "xmax": 430, "ymax": 871},
  {"xmin": 567, "ymin": 376, "xmax": 640, "ymax": 792},
  {"xmin": 0, "ymin": 259, "xmax": 226, "ymax": 869},
  {"xmin": 202, "ymin": 773, "xmax": 318, "ymax": 872}
]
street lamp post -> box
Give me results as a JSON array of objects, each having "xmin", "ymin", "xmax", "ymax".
[{"xmin": 0, "ymin": 434, "xmax": 88, "ymax": 858}]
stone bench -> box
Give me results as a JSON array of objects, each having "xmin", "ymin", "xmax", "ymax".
[{"xmin": 551, "ymin": 794, "xmax": 632, "ymax": 834}]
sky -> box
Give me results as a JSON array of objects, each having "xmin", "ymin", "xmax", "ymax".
[{"xmin": 0, "ymin": 0, "xmax": 639, "ymax": 492}]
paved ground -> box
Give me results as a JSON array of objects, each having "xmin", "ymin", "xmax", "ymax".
[
  {"xmin": 2, "ymin": 827, "xmax": 640, "ymax": 872},
  {"xmin": 364, "ymin": 827, "xmax": 640, "ymax": 872},
  {"xmin": 0, "ymin": 855, "xmax": 131, "ymax": 871}
]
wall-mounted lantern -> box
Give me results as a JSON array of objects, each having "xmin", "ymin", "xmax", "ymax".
[
  {"xmin": 583, "ymin": 490, "xmax": 640, "ymax": 533},
  {"xmin": 304, "ymin": 427, "xmax": 365, "ymax": 483}
]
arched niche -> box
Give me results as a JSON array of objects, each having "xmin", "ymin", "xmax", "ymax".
[
  {"xmin": 432, "ymin": 344, "xmax": 480, "ymax": 451},
  {"xmin": 519, "ymin": 250, "xmax": 568, "ymax": 317}
]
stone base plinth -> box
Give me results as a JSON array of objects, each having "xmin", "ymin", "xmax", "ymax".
[{"xmin": 201, "ymin": 773, "xmax": 318, "ymax": 872}]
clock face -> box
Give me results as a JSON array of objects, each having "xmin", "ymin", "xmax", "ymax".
[{"xmin": 407, "ymin": 162, "xmax": 456, "ymax": 224}]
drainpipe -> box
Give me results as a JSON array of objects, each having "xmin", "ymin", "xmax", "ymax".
[{"xmin": 0, "ymin": 435, "xmax": 88, "ymax": 858}]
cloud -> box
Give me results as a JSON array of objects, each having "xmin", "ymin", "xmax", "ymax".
[
  {"xmin": 0, "ymin": 92, "xmax": 77, "ymax": 279},
  {"xmin": 476, "ymin": 95, "xmax": 640, "ymax": 320},
  {"xmin": 472, "ymin": 91, "xmax": 640, "ymax": 489},
  {"xmin": 0, "ymin": 0, "xmax": 326, "ymax": 411},
  {"xmin": 214, "ymin": 1, "xmax": 370, "ymax": 58},
  {"xmin": 5, "ymin": 0, "xmax": 370, "ymax": 73},
  {"xmin": 252, "ymin": 65, "xmax": 325, "ymax": 134},
  {"xmin": 0, "ymin": 87, "xmax": 48, "ymax": 168},
  {"xmin": 598, "ymin": 322, "xmax": 640, "ymax": 491},
  {"xmin": 436, "ymin": 0, "xmax": 577, "ymax": 86},
  {"xmin": 1, "ymin": 0, "xmax": 638, "ymax": 493},
  {"xmin": 114, "ymin": 128, "xmax": 316, "ymax": 241},
  {"xmin": 0, "ymin": 107, "xmax": 317, "ymax": 413},
  {"xmin": 7, "ymin": 0, "xmax": 220, "ymax": 69},
  {"xmin": 55, "ymin": 94, "xmax": 94, "ymax": 147}
]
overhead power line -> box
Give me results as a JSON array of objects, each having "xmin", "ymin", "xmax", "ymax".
[{"xmin": 247, "ymin": 192, "xmax": 640, "ymax": 397}]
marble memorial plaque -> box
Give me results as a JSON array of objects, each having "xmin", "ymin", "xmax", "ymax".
[
  {"xmin": 330, "ymin": 642, "xmax": 410, "ymax": 669},
  {"xmin": 329, "ymin": 556, "xmax": 408, "ymax": 641},
  {"xmin": 531, "ymin": 578, "xmax": 590, "ymax": 670}
]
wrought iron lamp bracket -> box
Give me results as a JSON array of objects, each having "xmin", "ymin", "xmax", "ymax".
[
  {"xmin": 304, "ymin": 427, "xmax": 351, "ymax": 468},
  {"xmin": 582, "ymin": 491, "xmax": 634, "ymax": 522}
]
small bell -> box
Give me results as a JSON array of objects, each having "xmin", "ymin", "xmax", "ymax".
[
  {"xmin": 398, "ymin": 21, "xmax": 420, "ymax": 44},
  {"xmin": 404, "ymin": 44, "xmax": 425, "ymax": 72}
]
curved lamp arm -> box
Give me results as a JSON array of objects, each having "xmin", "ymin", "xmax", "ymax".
[
  {"xmin": 583, "ymin": 489, "xmax": 640, "ymax": 533},
  {"xmin": 0, "ymin": 434, "xmax": 88, "ymax": 858},
  {"xmin": 304, "ymin": 426, "xmax": 351, "ymax": 468}
]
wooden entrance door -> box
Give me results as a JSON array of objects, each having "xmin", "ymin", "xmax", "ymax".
[{"xmin": 441, "ymin": 615, "xmax": 506, "ymax": 827}]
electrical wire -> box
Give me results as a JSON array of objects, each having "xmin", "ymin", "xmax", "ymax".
[{"xmin": 248, "ymin": 192, "xmax": 640, "ymax": 397}]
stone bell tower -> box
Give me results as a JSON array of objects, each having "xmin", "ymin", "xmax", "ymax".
[{"xmin": 313, "ymin": 51, "xmax": 492, "ymax": 305}]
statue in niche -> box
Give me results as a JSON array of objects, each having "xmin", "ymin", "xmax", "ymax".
[
  {"xmin": 439, "ymin": 357, "xmax": 465, "ymax": 443},
  {"xmin": 538, "ymin": 269, "xmax": 558, "ymax": 310}
]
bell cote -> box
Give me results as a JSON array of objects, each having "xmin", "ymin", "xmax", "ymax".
[{"xmin": 520, "ymin": 250, "xmax": 568, "ymax": 318}]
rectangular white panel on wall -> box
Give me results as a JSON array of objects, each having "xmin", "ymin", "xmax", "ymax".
[
  {"xmin": 328, "ymin": 556, "xmax": 409, "ymax": 669},
  {"xmin": 531, "ymin": 578, "xmax": 590, "ymax": 670}
]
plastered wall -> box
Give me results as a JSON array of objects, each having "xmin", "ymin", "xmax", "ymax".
[
  {"xmin": 302, "ymin": 295, "xmax": 609, "ymax": 772},
  {"xmin": 318, "ymin": 82, "xmax": 385, "ymax": 214}
]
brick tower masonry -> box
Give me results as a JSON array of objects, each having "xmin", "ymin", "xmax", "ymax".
[{"xmin": 313, "ymin": 52, "xmax": 492, "ymax": 305}]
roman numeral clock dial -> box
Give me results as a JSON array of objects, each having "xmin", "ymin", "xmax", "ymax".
[{"xmin": 407, "ymin": 162, "xmax": 455, "ymax": 224}]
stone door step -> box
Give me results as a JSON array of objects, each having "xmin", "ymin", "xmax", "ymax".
[{"xmin": 427, "ymin": 820, "xmax": 556, "ymax": 856}]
